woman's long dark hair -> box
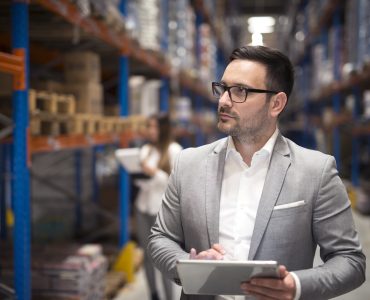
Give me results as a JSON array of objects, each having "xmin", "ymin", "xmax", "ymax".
[{"xmin": 149, "ymin": 113, "xmax": 173, "ymax": 174}]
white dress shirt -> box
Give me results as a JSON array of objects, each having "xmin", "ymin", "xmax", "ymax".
[
  {"xmin": 135, "ymin": 142, "xmax": 182, "ymax": 215},
  {"xmin": 216, "ymin": 129, "xmax": 301, "ymax": 300}
]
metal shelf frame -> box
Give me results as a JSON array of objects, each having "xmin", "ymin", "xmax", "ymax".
[
  {"xmin": 11, "ymin": 2, "xmax": 31, "ymax": 300},
  {"xmin": 294, "ymin": 0, "xmax": 370, "ymax": 187},
  {"xmin": 1, "ymin": 1, "xmax": 228, "ymax": 299},
  {"xmin": 32, "ymin": 0, "xmax": 212, "ymax": 100}
]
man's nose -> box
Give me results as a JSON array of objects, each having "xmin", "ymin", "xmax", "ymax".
[{"xmin": 219, "ymin": 91, "xmax": 233, "ymax": 107}]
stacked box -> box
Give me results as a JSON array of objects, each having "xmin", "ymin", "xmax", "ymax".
[
  {"xmin": 63, "ymin": 82, "xmax": 103, "ymax": 115},
  {"xmin": 129, "ymin": 76, "xmax": 160, "ymax": 116},
  {"xmin": 32, "ymin": 244, "xmax": 108, "ymax": 300},
  {"xmin": 64, "ymin": 52, "xmax": 101, "ymax": 84},
  {"xmin": 0, "ymin": 73, "xmax": 13, "ymax": 97},
  {"xmin": 64, "ymin": 52, "xmax": 103, "ymax": 115},
  {"xmin": 199, "ymin": 23, "xmax": 217, "ymax": 83},
  {"xmin": 345, "ymin": 0, "xmax": 360, "ymax": 69},
  {"xmin": 128, "ymin": 0, "xmax": 161, "ymax": 51},
  {"xmin": 168, "ymin": 0, "xmax": 196, "ymax": 71},
  {"xmin": 0, "ymin": 244, "xmax": 108, "ymax": 300}
]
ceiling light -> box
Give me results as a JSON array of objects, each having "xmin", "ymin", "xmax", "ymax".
[
  {"xmin": 248, "ymin": 24, "xmax": 275, "ymax": 34},
  {"xmin": 248, "ymin": 16, "xmax": 276, "ymax": 27},
  {"xmin": 247, "ymin": 16, "xmax": 275, "ymax": 34}
]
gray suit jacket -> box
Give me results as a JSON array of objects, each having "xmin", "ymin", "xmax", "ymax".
[{"xmin": 148, "ymin": 134, "xmax": 366, "ymax": 300}]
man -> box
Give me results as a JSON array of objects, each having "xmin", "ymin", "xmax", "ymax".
[{"xmin": 148, "ymin": 46, "xmax": 366, "ymax": 300}]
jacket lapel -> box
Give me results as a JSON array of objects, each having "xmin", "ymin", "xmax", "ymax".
[
  {"xmin": 248, "ymin": 134, "xmax": 291, "ymax": 260},
  {"xmin": 205, "ymin": 138, "xmax": 227, "ymax": 247}
]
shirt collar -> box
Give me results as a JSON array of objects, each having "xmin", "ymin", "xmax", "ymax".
[{"xmin": 226, "ymin": 127, "xmax": 279, "ymax": 161}]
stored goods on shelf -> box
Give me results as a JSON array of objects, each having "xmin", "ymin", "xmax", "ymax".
[
  {"xmin": 64, "ymin": 51, "xmax": 101, "ymax": 84},
  {"xmin": 129, "ymin": 77, "xmax": 160, "ymax": 116},
  {"xmin": 0, "ymin": 73, "xmax": 13, "ymax": 97},
  {"xmin": 30, "ymin": 113, "xmax": 72, "ymax": 136},
  {"xmin": 128, "ymin": 0, "xmax": 161, "ymax": 51},
  {"xmin": 64, "ymin": 82, "xmax": 103, "ymax": 115},
  {"xmin": 363, "ymin": 90, "xmax": 370, "ymax": 117},
  {"xmin": 29, "ymin": 90, "xmax": 76, "ymax": 115},
  {"xmin": 90, "ymin": 0, "xmax": 126, "ymax": 34},
  {"xmin": 168, "ymin": 0, "xmax": 196, "ymax": 70},
  {"xmin": 71, "ymin": 114, "xmax": 102, "ymax": 135},
  {"xmin": 32, "ymin": 244, "xmax": 108, "ymax": 300}
]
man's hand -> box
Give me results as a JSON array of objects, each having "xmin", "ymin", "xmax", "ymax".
[
  {"xmin": 189, "ymin": 244, "xmax": 226, "ymax": 260},
  {"xmin": 241, "ymin": 265, "xmax": 296, "ymax": 300}
]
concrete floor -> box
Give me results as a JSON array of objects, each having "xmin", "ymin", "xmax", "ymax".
[{"xmin": 114, "ymin": 211, "xmax": 370, "ymax": 300}]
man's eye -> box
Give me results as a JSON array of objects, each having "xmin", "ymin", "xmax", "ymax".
[{"xmin": 232, "ymin": 87, "xmax": 245, "ymax": 95}]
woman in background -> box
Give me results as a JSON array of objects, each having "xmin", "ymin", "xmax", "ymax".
[{"xmin": 135, "ymin": 113, "xmax": 182, "ymax": 300}]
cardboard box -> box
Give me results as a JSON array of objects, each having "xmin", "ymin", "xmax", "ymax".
[
  {"xmin": 0, "ymin": 73, "xmax": 13, "ymax": 96},
  {"xmin": 64, "ymin": 52, "xmax": 101, "ymax": 83},
  {"xmin": 32, "ymin": 80, "xmax": 65, "ymax": 93},
  {"xmin": 64, "ymin": 82, "xmax": 103, "ymax": 115}
]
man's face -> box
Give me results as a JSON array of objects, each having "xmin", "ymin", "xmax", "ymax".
[{"xmin": 217, "ymin": 59, "xmax": 274, "ymax": 143}]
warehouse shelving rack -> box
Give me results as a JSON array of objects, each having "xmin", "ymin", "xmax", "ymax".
[
  {"xmin": 0, "ymin": 0, "xmax": 226, "ymax": 299},
  {"xmin": 289, "ymin": 0, "xmax": 370, "ymax": 189}
]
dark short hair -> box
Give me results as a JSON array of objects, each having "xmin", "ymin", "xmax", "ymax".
[{"xmin": 229, "ymin": 45, "xmax": 294, "ymax": 99}]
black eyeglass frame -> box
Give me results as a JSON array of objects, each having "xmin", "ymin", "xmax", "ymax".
[{"xmin": 212, "ymin": 81, "xmax": 279, "ymax": 103}]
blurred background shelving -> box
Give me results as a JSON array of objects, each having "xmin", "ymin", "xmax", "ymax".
[{"xmin": 1, "ymin": 0, "xmax": 370, "ymax": 300}]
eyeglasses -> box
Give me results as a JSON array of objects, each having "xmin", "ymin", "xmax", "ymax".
[{"xmin": 212, "ymin": 82, "xmax": 279, "ymax": 103}]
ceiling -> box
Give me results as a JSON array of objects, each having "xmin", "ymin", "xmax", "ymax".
[{"xmin": 234, "ymin": 0, "xmax": 290, "ymax": 15}]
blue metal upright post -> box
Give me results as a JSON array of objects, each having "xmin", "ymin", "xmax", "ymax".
[
  {"xmin": 119, "ymin": 0, "xmax": 130, "ymax": 247},
  {"xmin": 351, "ymin": 87, "xmax": 361, "ymax": 187},
  {"xmin": 91, "ymin": 146, "xmax": 101, "ymax": 204},
  {"xmin": 332, "ymin": 8, "xmax": 342, "ymax": 171},
  {"xmin": 194, "ymin": 11, "xmax": 205, "ymax": 146},
  {"xmin": 74, "ymin": 150, "xmax": 82, "ymax": 233},
  {"xmin": 160, "ymin": 79, "xmax": 170, "ymax": 113},
  {"xmin": 160, "ymin": 0, "xmax": 170, "ymax": 113},
  {"xmin": 302, "ymin": 3, "xmax": 311, "ymax": 148},
  {"xmin": 11, "ymin": 1, "xmax": 30, "ymax": 299},
  {"xmin": 0, "ymin": 145, "xmax": 6, "ymax": 240}
]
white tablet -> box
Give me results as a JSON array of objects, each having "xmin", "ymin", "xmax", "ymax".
[
  {"xmin": 176, "ymin": 260, "xmax": 279, "ymax": 296},
  {"xmin": 115, "ymin": 148, "xmax": 142, "ymax": 173}
]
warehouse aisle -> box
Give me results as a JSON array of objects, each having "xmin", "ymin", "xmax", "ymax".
[
  {"xmin": 114, "ymin": 268, "xmax": 182, "ymax": 300},
  {"xmin": 115, "ymin": 210, "xmax": 369, "ymax": 300}
]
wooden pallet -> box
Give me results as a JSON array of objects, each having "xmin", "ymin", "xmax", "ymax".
[
  {"xmin": 30, "ymin": 113, "xmax": 72, "ymax": 136},
  {"xmin": 100, "ymin": 117, "xmax": 128, "ymax": 134},
  {"xmin": 70, "ymin": 114, "xmax": 102, "ymax": 135},
  {"xmin": 29, "ymin": 89, "xmax": 76, "ymax": 115},
  {"xmin": 128, "ymin": 115, "xmax": 147, "ymax": 133}
]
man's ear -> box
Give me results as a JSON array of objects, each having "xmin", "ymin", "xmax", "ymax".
[{"xmin": 270, "ymin": 92, "xmax": 287, "ymax": 117}]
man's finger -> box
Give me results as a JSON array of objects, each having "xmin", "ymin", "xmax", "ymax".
[
  {"xmin": 241, "ymin": 283, "xmax": 287, "ymax": 299},
  {"xmin": 190, "ymin": 248, "xmax": 197, "ymax": 259},
  {"xmin": 196, "ymin": 249, "xmax": 223, "ymax": 260},
  {"xmin": 248, "ymin": 279, "xmax": 285, "ymax": 291},
  {"xmin": 279, "ymin": 265, "xmax": 289, "ymax": 278},
  {"xmin": 212, "ymin": 243, "xmax": 226, "ymax": 255}
]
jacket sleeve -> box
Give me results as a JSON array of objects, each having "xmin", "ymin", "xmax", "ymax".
[
  {"xmin": 294, "ymin": 156, "xmax": 366, "ymax": 299},
  {"xmin": 148, "ymin": 150, "xmax": 189, "ymax": 282}
]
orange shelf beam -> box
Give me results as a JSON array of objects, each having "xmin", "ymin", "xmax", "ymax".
[
  {"xmin": 353, "ymin": 124, "xmax": 370, "ymax": 136},
  {"xmin": 29, "ymin": 133, "xmax": 132, "ymax": 154},
  {"xmin": 0, "ymin": 50, "xmax": 26, "ymax": 90},
  {"xmin": 312, "ymin": 69, "xmax": 370, "ymax": 101}
]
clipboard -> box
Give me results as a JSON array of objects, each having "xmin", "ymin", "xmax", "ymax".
[
  {"xmin": 115, "ymin": 148, "xmax": 142, "ymax": 174},
  {"xmin": 176, "ymin": 259, "xmax": 279, "ymax": 296}
]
